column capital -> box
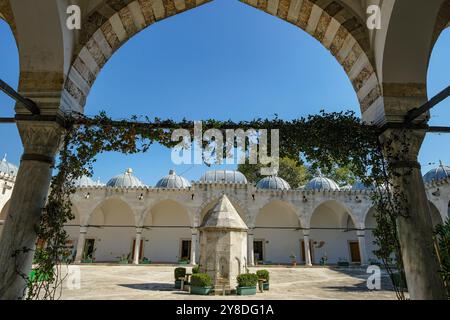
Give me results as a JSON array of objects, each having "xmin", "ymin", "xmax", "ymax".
[
  {"xmin": 356, "ymin": 229, "xmax": 366, "ymax": 237},
  {"xmin": 17, "ymin": 120, "xmax": 66, "ymax": 158},
  {"xmin": 302, "ymin": 229, "xmax": 311, "ymax": 236}
]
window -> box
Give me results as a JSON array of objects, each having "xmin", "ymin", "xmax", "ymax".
[{"xmin": 254, "ymin": 240, "xmax": 264, "ymax": 262}]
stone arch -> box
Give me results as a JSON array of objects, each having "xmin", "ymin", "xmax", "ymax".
[
  {"xmin": 142, "ymin": 198, "xmax": 192, "ymax": 263},
  {"xmin": 197, "ymin": 194, "xmax": 248, "ymax": 226},
  {"xmin": 309, "ymin": 199, "xmax": 360, "ymax": 264},
  {"xmin": 0, "ymin": 199, "xmax": 10, "ymax": 221},
  {"xmin": 0, "ymin": 0, "xmax": 17, "ymax": 39},
  {"xmin": 63, "ymin": 0, "xmax": 378, "ymax": 118},
  {"xmin": 86, "ymin": 197, "xmax": 137, "ymax": 262},
  {"xmin": 429, "ymin": 201, "xmax": 444, "ymax": 228},
  {"xmin": 253, "ymin": 199, "xmax": 302, "ymax": 264}
]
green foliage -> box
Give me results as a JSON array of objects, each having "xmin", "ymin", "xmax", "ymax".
[
  {"xmin": 434, "ymin": 220, "xmax": 450, "ymax": 296},
  {"xmin": 256, "ymin": 270, "xmax": 269, "ymax": 281},
  {"xmin": 239, "ymin": 156, "xmax": 310, "ymax": 188},
  {"xmin": 237, "ymin": 273, "xmax": 259, "ymax": 287},
  {"xmin": 174, "ymin": 267, "xmax": 186, "ymax": 280},
  {"xmin": 318, "ymin": 163, "xmax": 358, "ymax": 186},
  {"xmin": 190, "ymin": 273, "xmax": 212, "ymax": 287},
  {"xmin": 192, "ymin": 265, "xmax": 200, "ymax": 274}
]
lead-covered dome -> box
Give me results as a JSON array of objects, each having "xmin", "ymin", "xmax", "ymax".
[
  {"xmin": 0, "ymin": 155, "xmax": 18, "ymax": 177},
  {"xmin": 199, "ymin": 170, "xmax": 247, "ymax": 184},
  {"xmin": 156, "ymin": 170, "xmax": 191, "ymax": 189},
  {"xmin": 304, "ymin": 176, "xmax": 340, "ymax": 191},
  {"xmin": 256, "ymin": 175, "xmax": 291, "ymax": 190},
  {"xmin": 423, "ymin": 161, "xmax": 450, "ymax": 183},
  {"xmin": 73, "ymin": 176, "xmax": 105, "ymax": 187},
  {"xmin": 107, "ymin": 168, "xmax": 145, "ymax": 188}
]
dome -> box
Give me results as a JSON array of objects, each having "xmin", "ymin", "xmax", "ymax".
[
  {"xmin": 199, "ymin": 170, "xmax": 248, "ymax": 184},
  {"xmin": 0, "ymin": 155, "xmax": 18, "ymax": 177},
  {"xmin": 73, "ymin": 176, "xmax": 105, "ymax": 187},
  {"xmin": 156, "ymin": 170, "xmax": 191, "ymax": 189},
  {"xmin": 107, "ymin": 168, "xmax": 145, "ymax": 188},
  {"xmin": 256, "ymin": 175, "xmax": 291, "ymax": 190},
  {"xmin": 304, "ymin": 176, "xmax": 340, "ymax": 191},
  {"xmin": 423, "ymin": 161, "xmax": 450, "ymax": 183}
]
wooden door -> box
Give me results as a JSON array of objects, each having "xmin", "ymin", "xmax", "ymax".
[{"xmin": 349, "ymin": 241, "xmax": 361, "ymax": 263}]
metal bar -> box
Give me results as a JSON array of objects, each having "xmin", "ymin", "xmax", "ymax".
[
  {"xmin": 0, "ymin": 117, "xmax": 15, "ymax": 123},
  {"xmin": 405, "ymin": 85, "xmax": 450, "ymax": 123},
  {"xmin": 427, "ymin": 126, "xmax": 450, "ymax": 133},
  {"xmin": 0, "ymin": 79, "xmax": 40, "ymax": 115}
]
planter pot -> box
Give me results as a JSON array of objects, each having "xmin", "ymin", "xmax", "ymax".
[
  {"xmin": 190, "ymin": 286, "xmax": 212, "ymax": 295},
  {"xmin": 178, "ymin": 260, "xmax": 189, "ymax": 265},
  {"xmin": 291, "ymin": 261, "xmax": 297, "ymax": 267},
  {"xmin": 81, "ymin": 259, "xmax": 93, "ymax": 264},
  {"xmin": 174, "ymin": 280, "xmax": 182, "ymax": 289},
  {"xmin": 262, "ymin": 282, "xmax": 270, "ymax": 291},
  {"xmin": 236, "ymin": 286, "xmax": 257, "ymax": 296}
]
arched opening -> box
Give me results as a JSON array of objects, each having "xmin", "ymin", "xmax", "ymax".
[
  {"xmin": 253, "ymin": 200, "xmax": 301, "ymax": 264},
  {"xmin": 143, "ymin": 199, "xmax": 191, "ymax": 263},
  {"xmin": 309, "ymin": 200, "xmax": 358, "ymax": 264},
  {"xmin": 86, "ymin": 198, "xmax": 136, "ymax": 262},
  {"xmin": 0, "ymin": 200, "xmax": 10, "ymax": 236},
  {"xmin": 364, "ymin": 206, "xmax": 378, "ymax": 263},
  {"xmin": 429, "ymin": 201, "xmax": 443, "ymax": 228}
]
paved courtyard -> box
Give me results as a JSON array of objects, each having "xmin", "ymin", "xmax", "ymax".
[{"xmin": 60, "ymin": 265, "xmax": 398, "ymax": 300}]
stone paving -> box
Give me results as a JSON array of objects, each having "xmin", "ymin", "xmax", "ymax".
[{"xmin": 59, "ymin": 265, "xmax": 398, "ymax": 300}]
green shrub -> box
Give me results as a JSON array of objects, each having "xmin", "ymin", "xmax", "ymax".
[
  {"xmin": 190, "ymin": 273, "xmax": 212, "ymax": 287},
  {"xmin": 237, "ymin": 273, "xmax": 258, "ymax": 287},
  {"xmin": 174, "ymin": 267, "xmax": 186, "ymax": 280},
  {"xmin": 256, "ymin": 270, "xmax": 269, "ymax": 282},
  {"xmin": 192, "ymin": 265, "xmax": 200, "ymax": 274}
]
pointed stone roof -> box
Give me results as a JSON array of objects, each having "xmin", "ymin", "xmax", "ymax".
[{"xmin": 200, "ymin": 194, "xmax": 248, "ymax": 230}]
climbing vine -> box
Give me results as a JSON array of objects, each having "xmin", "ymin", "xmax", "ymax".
[{"xmin": 24, "ymin": 110, "xmax": 413, "ymax": 299}]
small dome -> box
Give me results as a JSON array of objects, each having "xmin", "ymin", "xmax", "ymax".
[
  {"xmin": 156, "ymin": 170, "xmax": 191, "ymax": 189},
  {"xmin": 304, "ymin": 176, "xmax": 340, "ymax": 191},
  {"xmin": 256, "ymin": 175, "xmax": 291, "ymax": 190},
  {"xmin": 199, "ymin": 170, "xmax": 248, "ymax": 184},
  {"xmin": 0, "ymin": 155, "xmax": 18, "ymax": 177},
  {"xmin": 73, "ymin": 176, "xmax": 105, "ymax": 187},
  {"xmin": 423, "ymin": 161, "xmax": 450, "ymax": 183},
  {"xmin": 107, "ymin": 168, "xmax": 145, "ymax": 188}
]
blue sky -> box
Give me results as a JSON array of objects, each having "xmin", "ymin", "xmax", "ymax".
[{"xmin": 0, "ymin": 0, "xmax": 449, "ymax": 185}]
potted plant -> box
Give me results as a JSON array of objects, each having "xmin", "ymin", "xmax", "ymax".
[
  {"xmin": 140, "ymin": 257, "xmax": 151, "ymax": 264},
  {"xmin": 337, "ymin": 258, "xmax": 350, "ymax": 267},
  {"xmin": 81, "ymin": 249, "xmax": 95, "ymax": 263},
  {"xmin": 178, "ymin": 257, "xmax": 189, "ymax": 265},
  {"xmin": 319, "ymin": 255, "xmax": 328, "ymax": 266},
  {"xmin": 118, "ymin": 254, "xmax": 130, "ymax": 264},
  {"xmin": 192, "ymin": 265, "xmax": 200, "ymax": 274},
  {"xmin": 289, "ymin": 253, "xmax": 297, "ymax": 266},
  {"xmin": 236, "ymin": 273, "xmax": 258, "ymax": 295},
  {"xmin": 256, "ymin": 269, "xmax": 270, "ymax": 290},
  {"xmin": 174, "ymin": 267, "xmax": 186, "ymax": 289},
  {"xmin": 190, "ymin": 273, "xmax": 213, "ymax": 295}
]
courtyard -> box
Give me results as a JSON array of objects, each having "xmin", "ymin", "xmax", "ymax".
[{"xmin": 60, "ymin": 265, "xmax": 397, "ymax": 300}]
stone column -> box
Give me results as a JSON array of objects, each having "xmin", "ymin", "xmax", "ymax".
[
  {"xmin": 303, "ymin": 230, "xmax": 312, "ymax": 266},
  {"xmin": 381, "ymin": 129, "xmax": 447, "ymax": 299},
  {"xmin": 133, "ymin": 228, "xmax": 143, "ymax": 265},
  {"xmin": 74, "ymin": 226, "xmax": 88, "ymax": 263},
  {"xmin": 247, "ymin": 231, "xmax": 254, "ymax": 266},
  {"xmin": 190, "ymin": 231, "xmax": 197, "ymax": 265},
  {"xmin": 356, "ymin": 230, "xmax": 367, "ymax": 265},
  {"xmin": 0, "ymin": 120, "xmax": 65, "ymax": 300}
]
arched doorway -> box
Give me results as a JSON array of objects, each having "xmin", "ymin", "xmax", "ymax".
[
  {"xmin": 143, "ymin": 199, "xmax": 191, "ymax": 263},
  {"xmin": 364, "ymin": 206, "xmax": 378, "ymax": 263},
  {"xmin": 254, "ymin": 200, "xmax": 301, "ymax": 264},
  {"xmin": 309, "ymin": 200, "xmax": 358, "ymax": 264},
  {"xmin": 86, "ymin": 198, "xmax": 136, "ymax": 262}
]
